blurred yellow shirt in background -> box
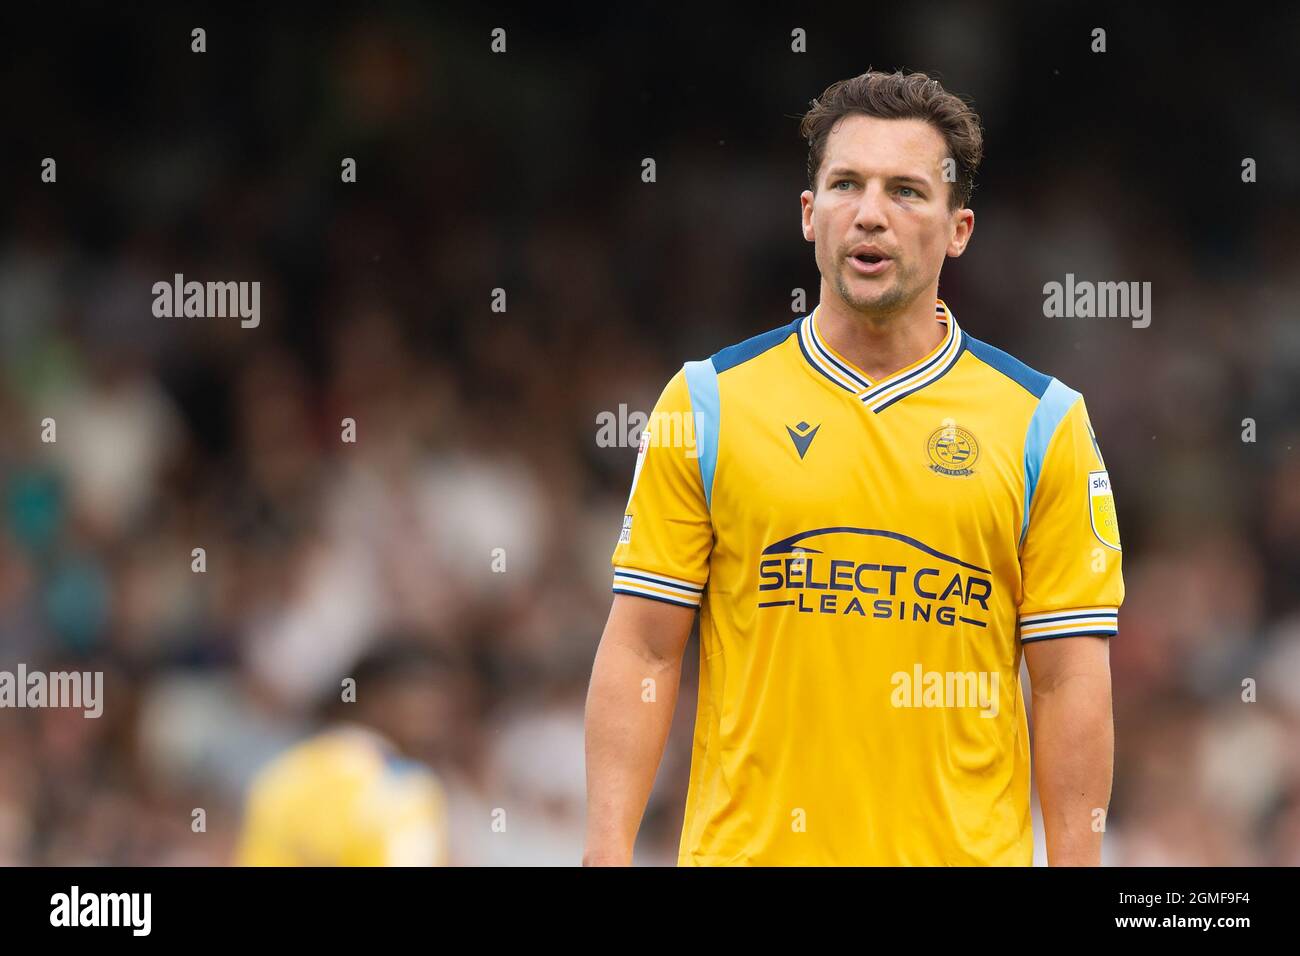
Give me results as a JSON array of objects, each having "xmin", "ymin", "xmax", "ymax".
[{"xmin": 236, "ymin": 725, "xmax": 448, "ymax": 866}]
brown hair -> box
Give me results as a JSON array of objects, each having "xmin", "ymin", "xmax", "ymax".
[{"xmin": 799, "ymin": 70, "xmax": 984, "ymax": 209}]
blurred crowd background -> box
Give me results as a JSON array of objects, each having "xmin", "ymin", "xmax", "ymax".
[{"xmin": 1, "ymin": 5, "xmax": 1298, "ymax": 865}]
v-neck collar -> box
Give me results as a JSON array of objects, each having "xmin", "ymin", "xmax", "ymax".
[{"xmin": 797, "ymin": 298, "xmax": 966, "ymax": 413}]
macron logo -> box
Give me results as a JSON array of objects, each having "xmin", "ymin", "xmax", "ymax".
[{"xmin": 786, "ymin": 421, "xmax": 820, "ymax": 460}]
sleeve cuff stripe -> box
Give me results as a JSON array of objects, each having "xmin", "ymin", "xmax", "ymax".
[
  {"xmin": 612, "ymin": 578, "xmax": 702, "ymax": 603},
  {"xmin": 1019, "ymin": 607, "xmax": 1118, "ymax": 625},
  {"xmin": 613, "ymin": 568, "xmax": 705, "ymax": 593},
  {"xmin": 1021, "ymin": 629, "xmax": 1117, "ymax": 643},
  {"xmin": 612, "ymin": 586, "xmax": 700, "ymax": 609},
  {"xmin": 1020, "ymin": 621, "xmax": 1118, "ymax": 639}
]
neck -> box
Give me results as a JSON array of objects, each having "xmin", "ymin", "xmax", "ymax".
[{"xmin": 815, "ymin": 286, "xmax": 945, "ymax": 382}]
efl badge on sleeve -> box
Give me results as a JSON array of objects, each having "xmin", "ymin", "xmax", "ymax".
[
  {"xmin": 625, "ymin": 428, "xmax": 650, "ymax": 510},
  {"xmin": 1089, "ymin": 470, "xmax": 1121, "ymax": 550}
]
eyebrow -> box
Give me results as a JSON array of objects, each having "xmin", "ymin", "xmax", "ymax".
[{"xmin": 825, "ymin": 167, "xmax": 933, "ymax": 187}]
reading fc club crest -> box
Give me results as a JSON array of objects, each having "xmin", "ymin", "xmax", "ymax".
[{"xmin": 927, "ymin": 425, "xmax": 979, "ymax": 477}]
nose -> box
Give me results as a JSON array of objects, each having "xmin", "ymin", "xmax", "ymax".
[{"xmin": 852, "ymin": 181, "xmax": 890, "ymax": 233}]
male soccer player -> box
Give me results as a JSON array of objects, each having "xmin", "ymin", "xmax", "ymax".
[{"xmin": 584, "ymin": 70, "xmax": 1123, "ymax": 866}]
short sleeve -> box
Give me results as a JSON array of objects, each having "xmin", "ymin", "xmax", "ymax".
[
  {"xmin": 610, "ymin": 366, "xmax": 714, "ymax": 608},
  {"xmin": 1017, "ymin": 389, "xmax": 1124, "ymax": 643}
]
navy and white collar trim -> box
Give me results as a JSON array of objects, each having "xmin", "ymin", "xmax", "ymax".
[{"xmin": 797, "ymin": 299, "xmax": 965, "ymax": 413}]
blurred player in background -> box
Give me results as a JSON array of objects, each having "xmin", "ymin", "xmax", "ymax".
[{"xmin": 236, "ymin": 640, "xmax": 457, "ymax": 866}]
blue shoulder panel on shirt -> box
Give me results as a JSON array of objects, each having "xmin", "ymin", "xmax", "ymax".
[
  {"xmin": 682, "ymin": 359, "xmax": 720, "ymax": 510},
  {"xmin": 1021, "ymin": 378, "xmax": 1083, "ymax": 544},
  {"xmin": 963, "ymin": 334, "xmax": 1053, "ymax": 399},
  {"xmin": 710, "ymin": 317, "xmax": 801, "ymax": 375}
]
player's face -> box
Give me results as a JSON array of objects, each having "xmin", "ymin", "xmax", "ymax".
[{"xmin": 801, "ymin": 114, "xmax": 968, "ymax": 316}]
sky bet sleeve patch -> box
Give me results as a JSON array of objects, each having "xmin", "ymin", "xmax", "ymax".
[{"xmin": 1089, "ymin": 470, "xmax": 1121, "ymax": 551}]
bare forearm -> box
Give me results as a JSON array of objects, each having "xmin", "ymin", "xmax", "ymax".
[
  {"xmin": 1032, "ymin": 673, "xmax": 1113, "ymax": 866},
  {"xmin": 583, "ymin": 638, "xmax": 681, "ymax": 865}
]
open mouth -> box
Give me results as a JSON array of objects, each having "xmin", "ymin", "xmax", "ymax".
[{"xmin": 848, "ymin": 252, "xmax": 891, "ymax": 274}]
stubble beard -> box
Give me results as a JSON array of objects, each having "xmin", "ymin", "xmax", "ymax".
[{"xmin": 832, "ymin": 250, "xmax": 916, "ymax": 319}]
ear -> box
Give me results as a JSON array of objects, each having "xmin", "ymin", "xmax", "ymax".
[
  {"xmin": 800, "ymin": 189, "xmax": 816, "ymax": 242},
  {"xmin": 946, "ymin": 207, "xmax": 974, "ymax": 258}
]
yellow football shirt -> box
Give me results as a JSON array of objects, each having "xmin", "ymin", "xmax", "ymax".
[
  {"xmin": 611, "ymin": 298, "xmax": 1123, "ymax": 866},
  {"xmin": 236, "ymin": 725, "xmax": 449, "ymax": 866}
]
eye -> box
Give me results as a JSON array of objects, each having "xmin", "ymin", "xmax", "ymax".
[
  {"xmin": 898, "ymin": 186, "xmax": 917, "ymax": 198},
  {"xmin": 833, "ymin": 179, "xmax": 854, "ymax": 190}
]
